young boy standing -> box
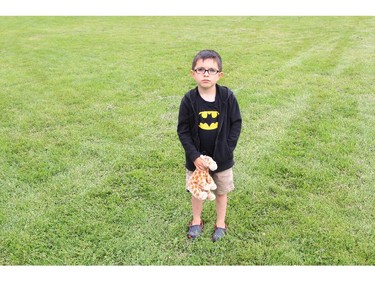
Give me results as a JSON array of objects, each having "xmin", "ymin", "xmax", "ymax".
[{"xmin": 177, "ymin": 50, "xmax": 242, "ymax": 242}]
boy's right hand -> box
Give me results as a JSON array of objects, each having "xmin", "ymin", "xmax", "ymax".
[{"xmin": 194, "ymin": 156, "xmax": 207, "ymax": 171}]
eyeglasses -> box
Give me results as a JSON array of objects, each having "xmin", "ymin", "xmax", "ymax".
[{"xmin": 193, "ymin": 67, "xmax": 221, "ymax": 75}]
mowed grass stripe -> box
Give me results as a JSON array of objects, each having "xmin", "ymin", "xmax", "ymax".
[
  {"xmin": 231, "ymin": 20, "xmax": 374, "ymax": 264},
  {"xmin": 236, "ymin": 90, "xmax": 311, "ymax": 170}
]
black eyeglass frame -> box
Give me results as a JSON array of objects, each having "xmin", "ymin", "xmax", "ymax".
[{"xmin": 193, "ymin": 67, "xmax": 221, "ymax": 75}]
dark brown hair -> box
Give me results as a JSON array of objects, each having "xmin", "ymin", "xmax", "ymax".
[{"xmin": 191, "ymin": 50, "xmax": 223, "ymax": 71}]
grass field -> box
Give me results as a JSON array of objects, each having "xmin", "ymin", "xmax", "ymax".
[{"xmin": 0, "ymin": 16, "xmax": 374, "ymax": 265}]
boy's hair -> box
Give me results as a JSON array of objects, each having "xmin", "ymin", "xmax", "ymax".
[{"xmin": 192, "ymin": 50, "xmax": 223, "ymax": 72}]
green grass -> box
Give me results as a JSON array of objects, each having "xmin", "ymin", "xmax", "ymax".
[{"xmin": 0, "ymin": 16, "xmax": 374, "ymax": 265}]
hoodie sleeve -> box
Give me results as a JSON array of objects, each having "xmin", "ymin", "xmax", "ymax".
[
  {"xmin": 227, "ymin": 93, "xmax": 242, "ymax": 153},
  {"xmin": 177, "ymin": 95, "xmax": 201, "ymax": 163}
]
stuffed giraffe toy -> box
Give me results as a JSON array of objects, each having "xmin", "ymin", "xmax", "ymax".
[{"xmin": 187, "ymin": 155, "xmax": 218, "ymax": 201}]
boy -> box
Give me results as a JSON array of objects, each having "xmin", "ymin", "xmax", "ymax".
[{"xmin": 177, "ymin": 50, "xmax": 242, "ymax": 242}]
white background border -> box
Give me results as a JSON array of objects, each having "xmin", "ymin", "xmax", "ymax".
[{"xmin": 0, "ymin": 0, "xmax": 374, "ymax": 15}]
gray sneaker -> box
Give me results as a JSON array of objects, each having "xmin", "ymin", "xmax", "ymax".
[
  {"xmin": 187, "ymin": 220, "xmax": 204, "ymax": 239},
  {"xmin": 212, "ymin": 225, "xmax": 227, "ymax": 242}
]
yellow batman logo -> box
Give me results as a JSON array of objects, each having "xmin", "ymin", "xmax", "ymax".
[{"xmin": 199, "ymin": 111, "xmax": 219, "ymax": 130}]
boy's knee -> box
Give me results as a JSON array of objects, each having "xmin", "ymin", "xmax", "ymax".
[{"xmin": 215, "ymin": 193, "xmax": 227, "ymax": 201}]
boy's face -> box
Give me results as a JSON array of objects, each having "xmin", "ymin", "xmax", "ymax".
[{"xmin": 191, "ymin": 58, "xmax": 223, "ymax": 91}]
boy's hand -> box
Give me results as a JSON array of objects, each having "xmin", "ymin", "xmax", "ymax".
[{"xmin": 194, "ymin": 156, "xmax": 207, "ymax": 171}]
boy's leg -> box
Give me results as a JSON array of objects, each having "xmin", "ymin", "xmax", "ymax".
[
  {"xmin": 186, "ymin": 169, "xmax": 204, "ymax": 225},
  {"xmin": 215, "ymin": 193, "xmax": 227, "ymax": 228},
  {"xmin": 212, "ymin": 168, "xmax": 234, "ymax": 241},
  {"xmin": 212, "ymin": 168, "xmax": 234, "ymax": 227},
  {"xmin": 192, "ymin": 196, "xmax": 204, "ymax": 225},
  {"xmin": 189, "ymin": 191, "xmax": 204, "ymax": 239}
]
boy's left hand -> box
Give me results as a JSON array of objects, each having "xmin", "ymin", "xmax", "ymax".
[{"xmin": 194, "ymin": 157, "xmax": 207, "ymax": 171}]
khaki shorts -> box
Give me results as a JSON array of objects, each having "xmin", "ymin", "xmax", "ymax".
[{"xmin": 185, "ymin": 168, "xmax": 235, "ymax": 195}]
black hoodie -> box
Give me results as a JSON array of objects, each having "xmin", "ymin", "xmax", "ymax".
[{"xmin": 177, "ymin": 84, "xmax": 242, "ymax": 172}]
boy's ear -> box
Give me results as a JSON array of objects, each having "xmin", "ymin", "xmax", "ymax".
[
  {"xmin": 219, "ymin": 71, "xmax": 224, "ymax": 78},
  {"xmin": 190, "ymin": 69, "xmax": 195, "ymax": 76}
]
